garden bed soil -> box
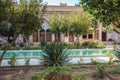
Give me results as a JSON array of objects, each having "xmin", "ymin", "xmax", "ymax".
[{"xmin": 0, "ymin": 65, "xmax": 120, "ymax": 80}]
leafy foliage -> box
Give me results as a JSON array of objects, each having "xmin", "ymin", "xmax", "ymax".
[
  {"xmin": 8, "ymin": 53, "xmax": 18, "ymax": 66},
  {"xmin": 68, "ymin": 12, "xmax": 93, "ymax": 35},
  {"xmin": 25, "ymin": 58, "xmax": 30, "ymax": 66},
  {"xmin": 0, "ymin": 0, "xmax": 47, "ymax": 65},
  {"xmin": 31, "ymin": 66, "xmax": 72, "ymax": 80},
  {"xmin": 106, "ymin": 50, "xmax": 114, "ymax": 64},
  {"xmin": 90, "ymin": 57, "xmax": 100, "ymax": 65},
  {"xmin": 82, "ymin": 41, "xmax": 105, "ymax": 48},
  {"xmin": 96, "ymin": 64, "xmax": 105, "ymax": 78},
  {"xmin": 49, "ymin": 11, "xmax": 93, "ymax": 38},
  {"xmin": 40, "ymin": 41, "xmax": 47, "ymax": 46},
  {"xmin": 49, "ymin": 14, "xmax": 62, "ymax": 33},
  {"xmin": 29, "ymin": 46, "xmax": 41, "ymax": 50},
  {"xmin": 107, "ymin": 65, "xmax": 120, "ymax": 74},
  {"xmin": 114, "ymin": 45, "xmax": 120, "ymax": 60},
  {"xmin": 41, "ymin": 42, "xmax": 70, "ymax": 67},
  {"xmin": 12, "ymin": 0, "xmax": 47, "ymax": 36},
  {"xmin": 72, "ymin": 74, "xmax": 85, "ymax": 80},
  {"xmin": 63, "ymin": 43, "xmax": 82, "ymax": 49},
  {"xmin": 80, "ymin": 0, "xmax": 120, "ymax": 33},
  {"xmin": 0, "ymin": 0, "xmax": 14, "ymax": 36},
  {"xmin": 0, "ymin": 0, "xmax": 47, "ymax": 42}
]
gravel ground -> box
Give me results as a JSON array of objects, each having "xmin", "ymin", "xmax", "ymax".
[{"xmin": 0, "ymin": 65, "xmax": 120, "ymax": 80}]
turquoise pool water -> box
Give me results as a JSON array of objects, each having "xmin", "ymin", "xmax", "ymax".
[{"xmin": 0, "ymin": 49, "xmax": 110, "ymax": 59}]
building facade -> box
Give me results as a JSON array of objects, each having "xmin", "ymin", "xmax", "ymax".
[{"xmin": 1, "ymin": 5, "xmax": 120, "ymax": 44}]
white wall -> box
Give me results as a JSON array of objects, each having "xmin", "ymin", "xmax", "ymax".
[
  {"xmin": 1, "ymin": 56, "xmax": 110, "ymax": 66},
  {"xmin": 107, "ymin": 31, "xmax": 119, "ymax": 41}
]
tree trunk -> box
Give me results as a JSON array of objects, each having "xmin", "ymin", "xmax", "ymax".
[
  {"xmin": 58, "ymin": 32, "xmax": 60, "ymax": 42},
  {"xmin": 24, "ymin": 35, "xmax": 30, "ymax": 49},
  {"xmin": 75, "ymin": 36, "xmax": 79, "ymax": 43},
  {"xmin": 0, "ymin": 33, "xmax": 18, "ymax": 66},
  {"xmin": 55, "ymin": 33, "xmax": 60, "ymax": 42},
  {"xmin": 74, "ymin": 35, "xmax": 80, "ymax": 49}
]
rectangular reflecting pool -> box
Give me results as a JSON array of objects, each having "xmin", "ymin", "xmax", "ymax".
[{"xmin": 0, "ymin": 49, "xmax": 113, "ymax": 59}]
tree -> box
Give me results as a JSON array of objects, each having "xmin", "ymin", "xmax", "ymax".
[
  {"xmin": 14, "ymin": 0, "xmax": 47, "ymax": 46},
  {"xmin": 0, "ymin": 0, "xmax": 47, "ymax": 65},
  {"xmin": 80, "ymin": 0, "xmax": 120, "ymax": 33},
  {"xmin": 0, "ymin": 0, "xmax": 14, "ymax": 41},
  {"xmin": 49, "ymin": 14, "xmax": 69, "ymax": 42},
  {"xmin": 49, "ymin": 12, "xmax": 92, "ymax": 42},
  {"xmin": 68, "ymin": 11, "xmax": 92, "ymax": 42},
  {"xmin": 49, "ymin": 14, "xmax": 61, "ymax": 42}
]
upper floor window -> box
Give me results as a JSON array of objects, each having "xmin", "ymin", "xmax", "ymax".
[
  {"xmin": 88, "ymin": 34, "xmax": 93, "ymax": 39},
  {"xmin": 82, "ymin": 35, "xmax": 87, "ymax": 39}
]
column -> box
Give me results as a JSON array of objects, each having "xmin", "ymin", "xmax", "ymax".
[
  {"xmin": 93, "ymin": 32, "xmax": 95, "ymax": 40},
  {"xmin": 52, "ymin": 33, "xmax": 55, "ymax": 42},
  {"xmin": 60, "ymin": 32, "xmax": 64, "ymax": 42},
  {"xmin": 74, "ymin": 34, "xmax": 76, "ymax": 42},
  {"xmin": 45, "ymin": 30, "xmax": 46, "ymax": 42},
  {"xmin": 68, "ymin": 32, "xmax": 69, "ymax": 43},
  {"xmin": 29, "ymin": 35, "xmax": 33, "ymax": 43},
  {"xmin": 19, "ymin": 34, "xmax": 23, "ymax": 43},
  {"xmin": 79, "ymin": 36, "xmax": 82, "ymax": 43},
  {"xmin": 98, "ymin": 24, "xmax": 102, "ymax": 41},
  {"xmin": 38, "ymin": 30, "xmax": 40, "ymax": 42}
]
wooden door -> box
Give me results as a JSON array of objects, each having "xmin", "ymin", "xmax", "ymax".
[
  {"xmin": 40, "ymin": 30, "xmax": 45, "ymax": 42},
  {"xmin": 46, "ymin": 30, "xmax": 52, "ymax": 42}
]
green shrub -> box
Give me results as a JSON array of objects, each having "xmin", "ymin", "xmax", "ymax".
[
  {"xmin": 19, "ymin": 42, "xmax": 25, "ymax": 47},
  {"xmin": 64, "ymin": 43, "xmax": 82, "ymax": 49},
  {"xmin": 11, "ymin": 46, "xmax": 21, "ymax": 50},
  {"xmin": 8, "ymin": 53, "xmax": 18, "ymax": 66},
  {"xmin": 114, "ymin": 45, "xmax": 120, "ymax": 60},
  {"xmin": 21, "ymin": 46, "xmax": 28, "ymax": 50},
  {"xmin": 108, "ymin": 65, "xmax": 120, "ymax": 74},
  {"xmin": 97, "ymin": 42, "xmax": 106, "ymax": 48},
  {"xmin": 106, "ymin": 50, "xmax": 114, "ymax": 64},
  {"xmin": 1, "ymin": 43, "xmax": 10, "ymax": 50},
  {"xmin": 31, "ymin": 73, "xmax": 44, "ymax": 80},
  {"xmin": 72, "ymin": 74, "xmax": 85, "ymax": 80},
  {"xmin": 41, "ymin": 42, "xmax": 70, "ymax": 67},
  {"xmin": 88, "ymin": 42, "xmax": 97, "ymax": 48},
  {"xmin": 67, "ymin": 45, "xmax": 76, "ymax": 49},
  {"xmin": 74, "ymin": 42, "xmax": 82, "ymax": 49},
  {"xmin": 25, "ymin": 58, "xmax": 30, "ymax": 66},
  {"xmin": 82, "ymin": 42, "xmax": 106, "ymax": 49},
  {"xmin": 31, "ymin": 66, "xmax": 72, "ymax": 80},
  {"xmin": 90, "ymin": 58, "xmax": 100, "ymax": 65},
  {"xmin": 40, "ymin": 41, "xmax": 47, "ymax": 46},
  {"xmin": 30, "ymin": 43, "xmax": 34, "ymax": 46},
  {"xmin": 29, "ymin": 46, "xmax": 41, "ymax": 50},
  {"xmin": 96, "ymin": 64, "xmax": 105, "ymax": 78},
  {"xmin": 82, "ymin": 41, "xmax": 89, "ymax": 48},
  {"xmin": 10, "ymin": 45, "xmax": 41, "ymax": 50},
  {"xmin": 82, "ymin": 41, "xmax": 96, "ymax": 48},
  {"xmin": 63, "ymin": 43, "xmax": 75, "ymax": 49}
]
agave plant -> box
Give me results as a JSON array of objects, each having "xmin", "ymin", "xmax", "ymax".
[{"xmin": 41, "ymin": 42, "xmax": 70, "ymax": 67}]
